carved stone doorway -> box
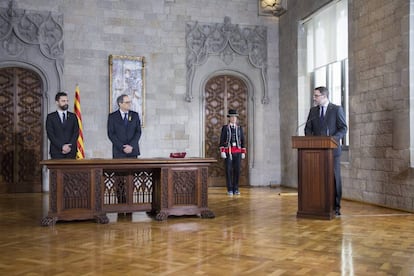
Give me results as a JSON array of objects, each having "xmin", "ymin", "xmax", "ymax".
[
  {"xmin": 0, "ymin": 67, "xmax": 43, "ymax": 193},
  {"xmin": 205, "ymin": 74, "xmax": 248, "ymax": 187}
]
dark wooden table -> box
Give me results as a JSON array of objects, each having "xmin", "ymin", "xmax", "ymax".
[{"xmin": 40, "ymin": 158, "xmax": 217, "ymax": 225}]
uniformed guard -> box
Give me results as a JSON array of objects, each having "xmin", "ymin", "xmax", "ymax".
[{"xmin": 219, "ymin": 109, "xmax": 246, "ymax": 195}]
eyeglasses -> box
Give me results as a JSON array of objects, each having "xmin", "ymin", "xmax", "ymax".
[
  {"xmin": 122, "ymin": 101, "xmax": 132, "ymax": 104},
  {"xmin": 313, "ymin": 94, "xmax": 323, "ymax": 98}
]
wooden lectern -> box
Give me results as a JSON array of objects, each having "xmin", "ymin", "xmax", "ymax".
[{"xmin": 292, "ymin": 136, "xmax": 338, "ymax": 220}]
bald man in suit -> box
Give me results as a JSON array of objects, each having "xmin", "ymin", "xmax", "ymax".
[
  {"xmin": 305, "ymin": 86, "xmax": 347, "ymax": 216},
  {"xmin": 46, "ymin": 92, "xmax": 79, "ymax": 159},
  {"xmin": 107, "ymin": 94, "xmax": 142, "ymax": 158}
]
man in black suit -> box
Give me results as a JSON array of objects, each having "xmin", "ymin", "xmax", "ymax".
[
  {"xmin": 305, "ymin": 86, "xmax": 348, "ymax": 216},
  {"xmin": 107, "ymin": 94, "xmax": 142, "ymax": 158},
  {"xmin": 46, "ymin": 92, "xmax": 79, "ymax": 159}
]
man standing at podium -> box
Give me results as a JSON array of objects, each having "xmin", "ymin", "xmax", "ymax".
[{"xmin": 305, "ymin": 86, "xmax": 347, "ymax": 216}]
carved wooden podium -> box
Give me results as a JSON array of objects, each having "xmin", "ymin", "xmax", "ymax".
[{"xmin": 292, "ymin": 136, "xmax": 338, "ymax": 220}]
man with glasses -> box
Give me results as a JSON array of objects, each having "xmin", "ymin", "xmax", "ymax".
[
  {"xmin": 305, "ymin": 86, "xmax": 347, "ymax": 216},
  {"xmin": 107, "ymin": 94, "xmax": 142, "ymax": 158}
]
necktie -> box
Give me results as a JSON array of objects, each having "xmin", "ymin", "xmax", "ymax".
[
  {"xmin": 62, "ymin": 112, "xmax": 66, "ymax": 123},
  {"xmin": 123, "ymin": 113, "xmax": 128, "ymax": 126},
  {"xmin": 320, "ymin": 106, "xmax": 324, "ymax": 121}
]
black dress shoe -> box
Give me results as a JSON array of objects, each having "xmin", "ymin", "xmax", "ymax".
[{"xmin": 335, "ymin": 209, "xmax": 341, "ymax": 216}]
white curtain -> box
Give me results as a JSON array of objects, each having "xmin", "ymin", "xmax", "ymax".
[{"xmin": 305, "ymin": 0, "xmax": 348, "ymax": 73}]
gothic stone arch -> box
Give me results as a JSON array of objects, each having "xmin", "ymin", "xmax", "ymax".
[
  {"xmin": 186, "ymin": 16, "xmax": 269, "ymax": 104},
  {"xmin": 0, "ymin": 1, "xmax": 65, "ymax": 191}
]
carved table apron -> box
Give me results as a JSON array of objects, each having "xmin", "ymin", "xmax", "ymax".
[{"xmin": 40, "ymin": 158, "xmax": 216, "ymax": 226}]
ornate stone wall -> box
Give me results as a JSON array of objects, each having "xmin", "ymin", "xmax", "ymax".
[
  {"xmin": 0, "ymin": 0, "xmax": 281, "ymax": 189},
  {"xmin": 345, "ymin": 0, "xmax": 412, "ymax": 210}
]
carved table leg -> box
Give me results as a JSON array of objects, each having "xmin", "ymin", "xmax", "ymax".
[
  {"xmin": 201, "ymin": 209, "xmax": 215, "ymax": 219},
  {"xmin": 94, "ymin": 214, "xmax": 109, "ymax": 224},
  {"xmin": 41, "ymin": 216, "xmax": 58, "ymax": 226},
  {"xmin": 155, "ymin": 211, "xmax": 169, "ymax": 221}
]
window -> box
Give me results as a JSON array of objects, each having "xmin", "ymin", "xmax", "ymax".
[{"xmin": 298, "ymin": 0, "xmax": 349, "ymax": 146}]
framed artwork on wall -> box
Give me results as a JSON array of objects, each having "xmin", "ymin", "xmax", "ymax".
[{"xmin": 109, "ymin": 55, "xmax": 145, "ymax": 126}]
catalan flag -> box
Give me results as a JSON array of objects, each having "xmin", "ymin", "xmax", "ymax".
[{"xmin": 74, "ymin": 85, "xmax": 85, "ymax": 159}]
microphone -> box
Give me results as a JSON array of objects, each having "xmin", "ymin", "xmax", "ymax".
[{"xmin": 295, "ymin": 116, "xmax": 318, "ymax": 136}]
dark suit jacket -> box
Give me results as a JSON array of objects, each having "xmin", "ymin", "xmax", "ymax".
[
  {"xmin": 304, "ymin": 103, "xmax": 347, "ymax": 157},
  {"xmin": 107, "ymin": 110, "xmax": 142, "ymax": 158},
  {"xmin": 219, "ymin": 124, "xmax": 245, "ymax": 149},
  {"xmin": 46, "ymin": 111, "xmax": 79, "ymax": 159}
]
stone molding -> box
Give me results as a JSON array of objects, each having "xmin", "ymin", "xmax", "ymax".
[
  {"xmin": 186, "ymin": 16, "xmax": 269, "ymax": 104},
  {"xmin": 0, "ymin": 0, "xmax": 64, "ymax": 78}
]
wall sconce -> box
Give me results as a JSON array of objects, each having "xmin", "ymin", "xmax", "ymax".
[{"xmin": 258, "ymin": 0, "xmax": 287, "ymax": 17}]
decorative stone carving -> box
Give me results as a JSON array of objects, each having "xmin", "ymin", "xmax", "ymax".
[
  {"xmin": 0, "ymin": 0, "xmax": 64, "ymax": 77},
  {"xmin": 186, "ymin": 16, "xmax": 269, "ymax": 104}
]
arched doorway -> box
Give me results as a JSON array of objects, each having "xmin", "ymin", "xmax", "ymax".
[
  {"xmin": 0, "ymin": 67, "xmax": 43, "ymax": 193},
  {"xmin": 205, "ymin": 74, "xmax": 249, "ymax": 187}
]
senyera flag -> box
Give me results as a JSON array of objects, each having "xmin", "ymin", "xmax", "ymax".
[{"xmin": 74, "ymin": 85, "xmax": 85, "ymax": 159}]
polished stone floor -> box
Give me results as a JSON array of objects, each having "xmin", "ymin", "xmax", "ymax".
[{"xmin": 1, "ymin": 187, "xmax": 414, "ymax": 275}]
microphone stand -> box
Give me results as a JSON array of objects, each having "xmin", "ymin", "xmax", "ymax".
[{"xmin": 295, "ymin": 116, "xmax": 318, "ymax": 136}]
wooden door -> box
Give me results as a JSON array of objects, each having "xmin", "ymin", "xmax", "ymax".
[
  {"xmin": 205, "ymin": 75, "xmax": 248, "ymax": 187},
  {"xmin": 0, "ymin": 67, "xmax": 43, "ymax": 193}
]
